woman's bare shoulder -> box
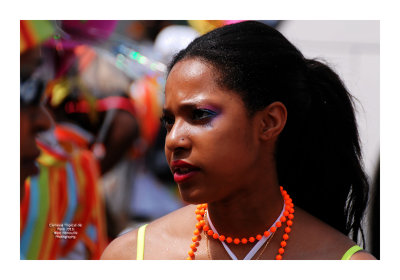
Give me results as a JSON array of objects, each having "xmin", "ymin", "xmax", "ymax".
[
  {"xmin": 100, "ymin": 227, "xmax": 139, "ymax": 260},
  {"xmin": 288, "ymin": 208, "xmax": 375, "ymax": 260},
  {"xmin": 349, "ymin": 251, "xmax": 377, "ymax": 260},
  {"xmin": 101, "ymin": 204, "xmax": 196, "ymax": 260}
]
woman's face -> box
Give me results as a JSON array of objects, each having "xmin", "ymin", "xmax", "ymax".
[{"xmin": 163, "ymin": 58, "xmax": 262, "ymax": 204}]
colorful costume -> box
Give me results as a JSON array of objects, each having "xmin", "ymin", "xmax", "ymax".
[{"xmin": 20, "ymin": 124, "xmax": 108, "ymax": 259}]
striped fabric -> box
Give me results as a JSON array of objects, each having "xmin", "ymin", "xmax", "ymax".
[{"xmin": 20, "ymin": 125, "xmax": 108, "ymax": 259}]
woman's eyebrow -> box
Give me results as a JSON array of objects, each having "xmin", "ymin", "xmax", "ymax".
[
  {"xmin": 162, "ymin": 104, "xmax": 197, "ymax": 117},
  {"xmin": 163, "ymin": 100, "xmax": 205, "ymax": 115}
]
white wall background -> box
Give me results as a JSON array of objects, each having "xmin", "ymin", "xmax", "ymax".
[{"xmin": 278, "ymin": 20, "xmax": 380, "ymax": 251}]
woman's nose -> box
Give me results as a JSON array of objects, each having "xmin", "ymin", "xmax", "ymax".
[{"xmin": 165, "ymin": 119, "xmax": 191, "ymax": 152}]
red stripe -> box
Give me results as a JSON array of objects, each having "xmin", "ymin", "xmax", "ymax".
[
  {"xmin": 96, "ymin": 96, "xmax": 136, "ymax": 116},
  {"xmin": 20, "ymin": 180, "xmax": 31, "ymax": 233},
  {"xmin": 54, "ymin": 126, "xmax": 89, "ymax": 149},
  {"xmin": 20, "ymin": 21, "xmax": 35, "ymax": 50}
]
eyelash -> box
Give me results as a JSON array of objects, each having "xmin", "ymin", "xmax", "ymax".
[
  {"xmin": 192, "ymin": 109, "xmax": 217, "ymax": 121},
  {"xmin": 160, "ymin": 115, "xmax": 174, "ymax": 130},
  {"xmin": 160, "ymin": 109, "xmax": 218, "ymax": 131}
]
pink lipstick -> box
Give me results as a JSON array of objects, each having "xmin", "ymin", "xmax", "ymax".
[{"xmin": 171, "ymin": 160, "xmax": 200, "ymax": 183}]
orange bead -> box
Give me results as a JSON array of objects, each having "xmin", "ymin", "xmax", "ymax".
[
  {"xmin": 287, "ymin": 220, "xmax": 293, "ymax": 226},
  {"xmin": 278, "ymin": 248, "xmax": 285, "ymax": 255},
  {"xmin": 264, "ymin": 231, "xmax": 270, "ymax": 237},
  {"xmin": 200, "ymin": 209, "xmax": 205, "ymax": 216},
  {"xmin": 280, "ymin": 186, "xmax": 283, "ymax": 191},
  {"xmin": 192, "ymin": 236, "xmax": 198, "ymax": 242},
  {"xmin": 207, "ymin": 230, "xmax": 213, "ymax": 236},
  {"xmin": 280, "ymin": 216, "xmax": 286, "ymax": 223},
  {"xmin": 288, "ymin": 214, "xmax": 294, "ymax": 220},
  {"xmin": 284, "ymin": 194, "xmax": 290, "ymax": 200},
  {"xmin": 276, "ymin": 221, "xmax": 282, "ymax": 228},
  {"xmin": 290, "ymin": 203, "xmax": 294, "ymax": 208},
  {"xmin": 282, "ymin": 190, "xmax": 287, "ymax": 196},
  {"xmin": 187, "ymin": 257, "xmax": 192, "ymax": 260},
  {"xmin": 276, "ymin": 254, "xmax": 282, "ymax": 260},
  {"xmin": 226, "ymin": 237, "xmax": 233, "ymax": 243},
  {"xmin": 194, "ymin": 229, "xmax": 200, "ymax": 235},
  {"xmin": 281, "ymin": 241, "xmax": 287, "ymax": 247},
  {"xmin": 195, "ymin": 209, "xmax": 200, "ymax": 214},
  {"xmin": 197, "ymin": 235, "xmax": 202, "ymax": 241},
  {"xmin": 203, "ymin": 225, "xmax": 210, "ymax": 232},
  {"xmin": 192, "ymin": 247, "xmax": 197, "ymax": 252},
  {"xmin": 213, "ymin": 233, "xmax": 219, "ymax": 239},
  {"xmin": 270, "ymin": 227, "xmax": 276, "ymax": 233},
  {"xmin": 249, "ymin": 237, "xmax": 255, "ymax": 243},
  {"xmin": 241, "ymin": 238, "xmax": 248, "ymax": 244},
  {"xmin": 289, "ymin": 208, "xmax": 295, "ymax": 214},
  {"xmin": 285, "ymin": 227, "xmax": 291, "ymax": 233},
  {"xmin": 188, "ymin": 250, "xmax": 194, "ymax": 257},
  {"xmin": 190, "ymin": 243, "xmax": 197, "ymax": 250},
  {"xmin": 196, "ymin": 223, "xmax": 203, "ymax": 230},
  {"xmin": 283, "ymin": 234, "xmax": 289, "ymax": 240},
  {"xmin": 199, "ymin": 220, "xmax": 206, "ymax": 226},
  {"xmin": 284, "ymin": 211, "xmax": 289, "ymax": 217},
  {"xmin": 197, "ymin": 204, "xmax": 202, "ymax": 209},
  {"xmin": 196, "ymin": 215, "xmax": 203, "ymax": 221},
  {"xmin": 234, "ymin": 238, "xmax": 240, "ymax": 244},
  {"xmin": 256, "ymin": 234, "xmax": 263, "ymax": 240},
  {"xmin": 219, "ymin": 235, "xmax": 226, "ymax": 242},
  {"xmin": 202, "ymin": 203, "xmax": 207, "ymax": 209}
]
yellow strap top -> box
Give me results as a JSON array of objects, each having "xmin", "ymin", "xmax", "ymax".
[
  {"xmin": 136, "ymin": 224, "xmax": 148, "ymax": 260},
  {"xmin": 341, "ymin": 245, "xmax": 363, "ymax": 260}
]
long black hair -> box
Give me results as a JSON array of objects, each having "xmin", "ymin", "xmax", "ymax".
[{"xmin": 168, "ymin": 21, "xmax": 369, "ymax": 245}]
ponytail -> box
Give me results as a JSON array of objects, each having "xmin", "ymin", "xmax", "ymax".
[{"xmin": 276, "ymin": 58, "xmax": 369, "ymax": 245}]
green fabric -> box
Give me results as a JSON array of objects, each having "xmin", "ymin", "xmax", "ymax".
[
  {"xmin": 341, "ymin": 245, "xmax": 362, "ymax": 260},
  {"xmin": 136, "ymin": 224, "xmax": 148, "ymax": 260},
  {"xmin": 27, "ymin": 167, "xmax": 50, "ymax": 259}
]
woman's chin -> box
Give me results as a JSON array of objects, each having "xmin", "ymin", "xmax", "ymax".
[{"xmin": 178, "ymin": 186, "xmax": 208, "ymax": 205}]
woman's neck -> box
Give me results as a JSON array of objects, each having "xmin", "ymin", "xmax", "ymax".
[{"xmin": 207, "ymin": 180, "xmax": 284, "ymax": 238}]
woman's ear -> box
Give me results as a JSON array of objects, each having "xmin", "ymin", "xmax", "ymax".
[{"xmin": 259, "ymin": 101, "xmax": 287, "ymax": 141}]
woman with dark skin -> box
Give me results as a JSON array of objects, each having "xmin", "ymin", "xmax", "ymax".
[{"xmin": 101, "ymin": 21, "xmax": 376, "ymax": 260}]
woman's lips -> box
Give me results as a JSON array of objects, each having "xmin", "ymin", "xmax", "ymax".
[{"xmin": 171, "ymin": 160, "xmax": 200, "ymax": 183}]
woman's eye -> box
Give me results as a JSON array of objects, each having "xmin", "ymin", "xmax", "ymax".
[
  {"xmin": 160, "ymin": 115, "xmax": 174, "ymax": 131},
  {"xmin": 192, "ymin": 109, "xmax": 217, "ymax": 122}
]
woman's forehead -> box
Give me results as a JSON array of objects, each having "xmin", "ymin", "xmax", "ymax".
[{"xmin": 167, "ymin": 58, "xmax": 217, "ymax": 86}]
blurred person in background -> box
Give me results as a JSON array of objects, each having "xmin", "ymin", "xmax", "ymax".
[
  {"xmin": 43, "ymin": 43, "xmax": 140, "ymax": 239},
  {"xmin": 20, "ymin": 21, "xmax": 117, "ymax": 259}
]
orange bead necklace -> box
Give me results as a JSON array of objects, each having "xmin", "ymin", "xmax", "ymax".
[{"xmin": 187, "ymin": 186, "xmax": 295, "ymax": 260}]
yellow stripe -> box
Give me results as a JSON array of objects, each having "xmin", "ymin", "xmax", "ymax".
[
  {"xmin": 341, "ymin": 245, "xmax": 362, "ymax": 260},
  {"xmin": 136, "ymin": 224, "xmax": 148, "ymax": 260}
]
